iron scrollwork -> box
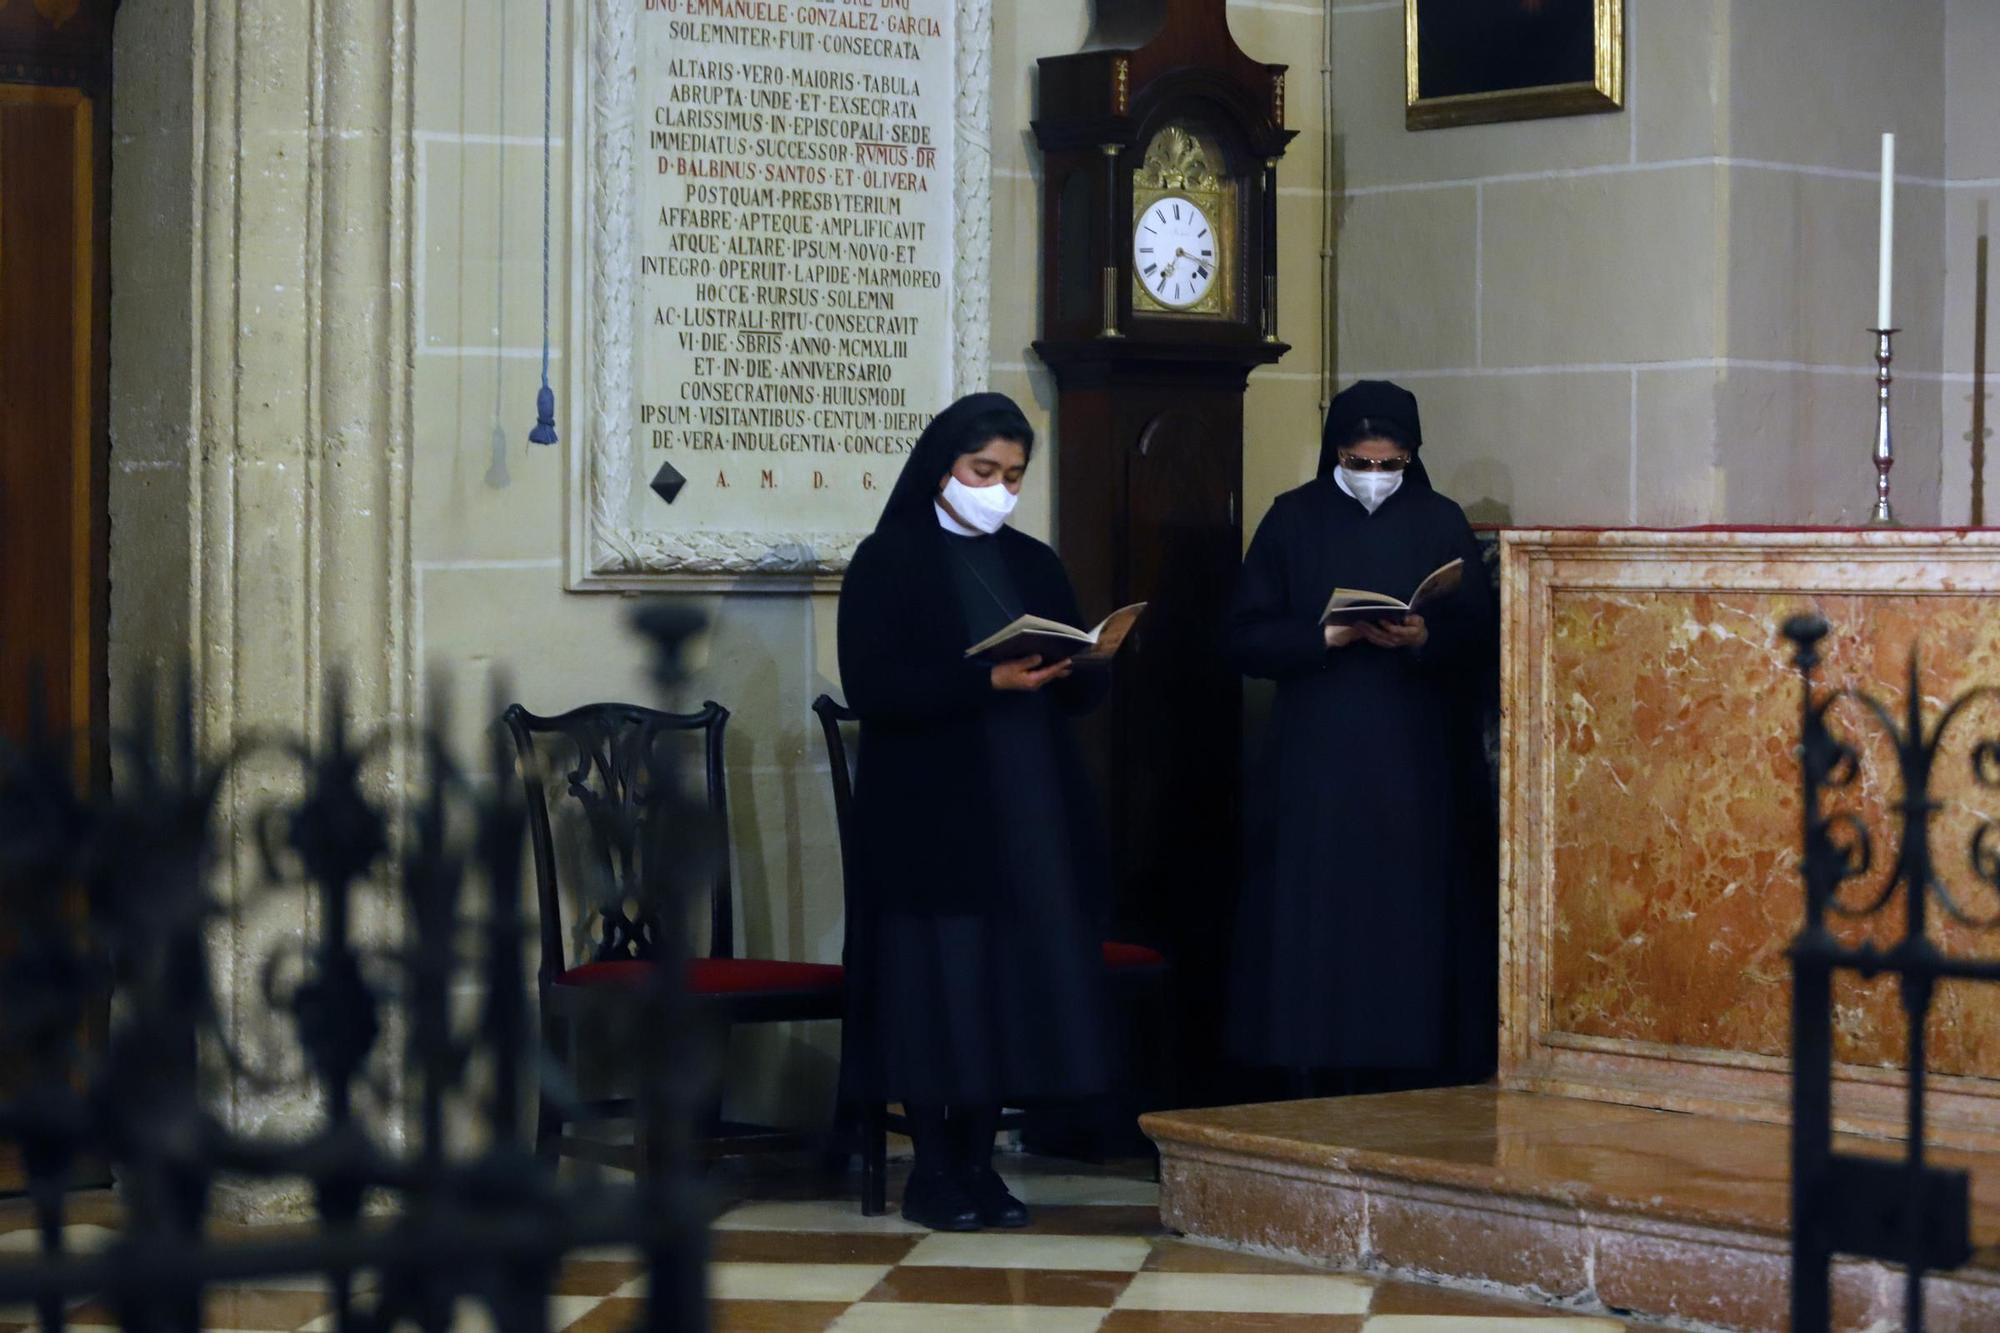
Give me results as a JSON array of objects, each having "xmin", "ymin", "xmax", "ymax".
[
  {"xmin": 1785, "ymin": 614, "xmax": 2000, "ymax": 1333},
  {"xmin": 0, "ymin": 606, "xmax": 714, "ymax": 1331}
]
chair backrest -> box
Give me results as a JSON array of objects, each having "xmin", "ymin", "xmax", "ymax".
[
  {"xmin": 502, "ymin": 700, "xmax": 733, "ymax": 990},
  {"xmin": 810, "ymin": 694, "xmax": 858, "ymax": 901}
]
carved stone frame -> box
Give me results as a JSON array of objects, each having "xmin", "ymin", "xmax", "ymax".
[{"xmin": 567, "ymin": 0, "xmax": 993, "ymax": 591}]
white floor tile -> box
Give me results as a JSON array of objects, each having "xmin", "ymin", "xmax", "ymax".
[
  {"xmin": 713, "ymin": 1200, "xmax": 928, "ymax": 1235},
  {"xmin": 1116, "ymin": 1271, "xmax": 1373, "ymax": 1315},
  {"xmin": 901, "ymin": 1233, "xmax": 1153, "ymax": 1273},
  {"xmin": 830, "ymin": 1304, "xmax": 1107, "ymax": 1332},
  {"xmin": 706, "ymin": 1261, "xmax": 895, "ymax": 1303},
  {"xmin": 0, "ymin": 1223, "xmax": 116, "ymax": 1254}
]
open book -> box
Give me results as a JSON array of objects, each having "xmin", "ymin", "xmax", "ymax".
[
  {"xmin": 1319, "ymin": 558, "xmax": 1463, "ymax": 625},
  {"xmin": 964, "ymin": 603, "xmax": 1147, "ymax": 667}
]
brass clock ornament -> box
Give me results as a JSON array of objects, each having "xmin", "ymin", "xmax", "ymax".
[{"xmin": 1129, "ymin": 126, "xmax": 1236, "ymax": 319}]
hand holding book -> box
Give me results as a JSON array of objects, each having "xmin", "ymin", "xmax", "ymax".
[
  {"xmin": 991, "ymin": 656, "xmax": 1073, "ymax": 691},
  {"xmin": 1328, "ymin": 616, "xmax": 1428, "ymax": 651}
]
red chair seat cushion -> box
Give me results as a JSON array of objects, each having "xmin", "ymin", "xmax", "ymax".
[
  {"xmin": 556, "ymin": 957, "xmax": 843, "ymax": 995},
  {"xmin": 1102, "ymin": 940, "xmax": 1166, "ymax": 970}
]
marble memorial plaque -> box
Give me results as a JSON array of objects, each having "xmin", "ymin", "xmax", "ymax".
[{"xmin": 570, "ymin": 0, "xmax": 991, "ymax": 588}]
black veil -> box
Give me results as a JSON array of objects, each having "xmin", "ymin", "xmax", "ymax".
[
  {"xmin": 876, "ymin": 392, "xmax": 1035, "ymax": 531},
  {"xmin": 1318, "ymin": 379, "xmax": 1433, "ymax": 495}
]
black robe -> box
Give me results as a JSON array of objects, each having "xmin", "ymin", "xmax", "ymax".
[
  {"xmin": 835, "ymin": 393, "xmax": 1112, "ymax": 1103},
  {"xmin": 1223, "ymin": 461, "xmax": 1497, "ymax": 1074}
]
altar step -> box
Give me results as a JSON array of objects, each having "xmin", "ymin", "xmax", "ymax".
[{"xmin": 1140, "ymin": 1086, "xmax": 2000, "ymax": 1332}]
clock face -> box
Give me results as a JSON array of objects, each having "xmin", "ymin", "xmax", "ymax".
[{"xmin": 1132, "ymin": 195, "xmax": 1219, "ymax": 311}]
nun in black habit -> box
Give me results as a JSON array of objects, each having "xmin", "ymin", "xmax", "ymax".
[
  {"xmin": 1224, "ymin": 380, "xmax": 1498, "ymax": 1089},
  {"xmin": 837, "ymin": 392, "xmax": 1112, "ymax": 1231}
]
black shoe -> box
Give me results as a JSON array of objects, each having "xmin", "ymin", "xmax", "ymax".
[
  {"xmin": 901, "ymin": 1169, "xmax": 982, "ymax": 1231},
  {"xmin": 964, "ymin": 1168, "xmax": 1030, "ymax": 1228}
]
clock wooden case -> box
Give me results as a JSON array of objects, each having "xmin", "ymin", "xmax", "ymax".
[{"xmin": 1033, "ymin": 0, "xmax": 1295, "ymax": 1103}]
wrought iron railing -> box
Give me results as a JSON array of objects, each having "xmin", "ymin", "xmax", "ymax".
[
  {"xmin": 0, "ymin": 604, "xmax": 713, "ymax": 1331},
  {"xmin": 1786, "ymin": 613, "xmax": 2000, "ymax": 1332}
]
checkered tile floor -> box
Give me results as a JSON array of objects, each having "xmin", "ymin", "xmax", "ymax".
[{"xmin": 0, "ymin": 1167, "xmax": 1667, "ymax": 1331}]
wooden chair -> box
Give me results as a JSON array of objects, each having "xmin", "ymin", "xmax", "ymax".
[
  {"xmin": 505, "ymin": 700, "xmax": 844, "ymax": 1169},
  {"xmin": 811, "ymin": 693, "xmax": 1172, "ymax": 1214}
]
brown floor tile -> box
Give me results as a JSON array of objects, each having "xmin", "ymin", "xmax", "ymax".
[
  {"xmin": 553, "ymin": 1258, "xmax": 648, "ymax": 1297},
  {"xmin": 1367, "ymin": 1277, "xmax": 1595, "ymax": 1318},
  {"xmin": 708, "ymin": 1231, "xmax": 922, "ymax": 1266},
  {"xmin": 1140, "ymin": 1241, "xmax": 1333, "ymax": 1277},
  {"xmin": 579, "ymin": 1297, "xmax": 845, "ymax": 1333},
  {"xmin": 560, "ymin": 1297, "xmax": 645, "ymax": 1332},
  {"xmin": 0, "ymin": 1190, "xmax": 121, "ymax": 1233},
  {"xmin": 67, "ymin": 1287, "xmax": 329, "ymax": 1330},
  {"xmin": 1100, "ymin": 1313, "xmax": 1365, "ymax": 1331},
  {"xmin": 1018, "ymin": 1205, "xmax": 1168, "ymax": 1238},
  {"xmin": 706, "ymin": 1298, "xmax": 851, "ymax": 1332},
  {"xmin": 861, "ymin": 1265, "xmax": 1132, "ymax": 1307}
]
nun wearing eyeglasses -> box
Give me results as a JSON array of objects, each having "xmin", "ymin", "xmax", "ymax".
[{"xmin": 1224, "ymin": 379, "xmax": 1497, "ymax": 1095}]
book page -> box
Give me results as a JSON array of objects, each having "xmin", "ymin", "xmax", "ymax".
[
  {"xmin": 965, "ymin": 615, "xmax": 1089, "ymax": 660},
  {"xmin": 1409, "ymin": 558, "xmax": 1465, "ymax": 609},
  {"xmin": 1073, "ymin": 603, "xmax": 1147, "ymax": 664},
  {"xmin": 1321, "ymin": 588, "xmax": 1410, "ymax": 620}
]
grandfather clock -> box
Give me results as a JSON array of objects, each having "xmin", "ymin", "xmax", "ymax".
[{"xmin": 1034, "ymin": 1, "xmax": 1294, "ymax": 1103}]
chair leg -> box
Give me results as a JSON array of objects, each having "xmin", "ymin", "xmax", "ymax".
[
  {"xmin": 535, "ymin": 1091, "xmax": 563, "ymax": 1165},
  {"xmin": 861, "ymin": 1102, "xmax": 888, "ymax": 1217},
  {"xmin": 536, "ymin": 1016, "xmax": 569, "ymax": 1165}
]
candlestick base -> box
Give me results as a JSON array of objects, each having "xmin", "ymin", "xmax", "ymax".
[{"xmin": 1866, "ymin": 327, "xmax": 1899, "ymax": 527}]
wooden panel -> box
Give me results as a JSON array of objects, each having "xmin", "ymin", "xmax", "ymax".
[
  {"xmin": 1117, "ymin": 407, "xmax": 1242, "ymax": 1087},
  {"xmin": 0, "ymin": 85, "xmax": 92, "ymax": 766},
  {"xmin": 0, "ymin": 2, "xmax": 115, "ymax": 92},
  {"xmin": 1055, "ymin": 379, "xmax": 1245, "ymax": 1102},
  {"xmin": 0, "ymin": 82, "xmax": 101, "ymax": 1195}
]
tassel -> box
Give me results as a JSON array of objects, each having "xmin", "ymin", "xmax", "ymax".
[
  {"xmin": 529, "ymin": 383, "xmax": 558, "ymax": 446},
  {"xmin": 528, "ymin": 0, "xmax": 558, "ymax": 449}
]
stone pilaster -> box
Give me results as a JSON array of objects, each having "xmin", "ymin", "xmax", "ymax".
[{"xmin": 109, "ymin": 0, "xmax": 415, "ymax": 1215}]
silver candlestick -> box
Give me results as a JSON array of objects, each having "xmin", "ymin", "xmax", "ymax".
[{"xmin": 1869, "ymin": 327, "xmax": 1899, "ymax": 526}]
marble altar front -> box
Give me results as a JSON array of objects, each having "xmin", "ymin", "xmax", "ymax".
[{"xmin": 1500, "ymin": 528, "xmax": 2000, "ymax": 1147}]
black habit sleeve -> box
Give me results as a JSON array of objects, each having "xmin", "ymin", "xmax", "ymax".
[
  {"xmin": 1225, "ymin": 497, "xmax": 1330, "ymax": 681},
  {"xmin": 838, "ymin": 532, "xmax": 995, "ymax": 724}
]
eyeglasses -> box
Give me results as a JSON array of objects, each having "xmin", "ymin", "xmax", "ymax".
[{"xmin": 1337, "ymin": 454, "xmax": 1409, "ymax": 473}]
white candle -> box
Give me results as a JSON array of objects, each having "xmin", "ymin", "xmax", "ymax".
[{"xmin": 1878, "ymin": 132, "xmax": 1896, "ymax": 329}]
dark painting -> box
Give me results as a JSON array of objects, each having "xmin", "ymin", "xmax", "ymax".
[{"xmin": 1407, "ymin": 0, "xmax": 1622, "ymax": 130}]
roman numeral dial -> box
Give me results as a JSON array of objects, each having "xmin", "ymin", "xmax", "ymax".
[{"xmin": 1131, "ymin": 194, "xmax": 1219, "ymax": 311}]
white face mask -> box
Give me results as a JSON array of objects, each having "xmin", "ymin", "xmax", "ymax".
[
  {"xmin": 1340, "ymin": 467, "xmax": 1403, "ymax": 514},
  {"xmin": 940, "ymin": 474, "xmax": 1019, "ymax": 534}
]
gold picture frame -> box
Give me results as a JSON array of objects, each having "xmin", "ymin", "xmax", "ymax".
[{"xmin": 1405, "ymin": 0, "xmax": 1624, "ymax": 132}]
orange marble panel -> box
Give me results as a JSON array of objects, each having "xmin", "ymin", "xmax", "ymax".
[
  {"xmin": 1499, "ymin": 530, "xmax": 2000, "ymax": 1143},
  {"xmin": 1548, "ymin": 588, "xmax": 2000, "ymax": 1076}
]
